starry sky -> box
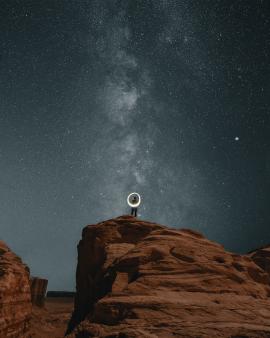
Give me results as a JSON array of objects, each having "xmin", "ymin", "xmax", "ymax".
[{"xmin": 0, "ymin": 0, "xmax": 269, "ymax": 290}]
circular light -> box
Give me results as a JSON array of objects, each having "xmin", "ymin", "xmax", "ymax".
[{"xmin": 127, "ymin": 192, "xmax": 141, "ymax": 207}]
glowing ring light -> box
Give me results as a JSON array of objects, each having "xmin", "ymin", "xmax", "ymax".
[{"xmin": 127, "ymin": 192, "xmax": 141, "ymax": 208}]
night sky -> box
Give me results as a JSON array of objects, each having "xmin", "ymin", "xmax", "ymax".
[{"xmin": 0, "ymin": 0, "xmax": 269, "ymax": 290}]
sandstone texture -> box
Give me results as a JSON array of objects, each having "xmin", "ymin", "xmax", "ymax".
[
  {"xmin": 248, "ymin": 245, "xmax": 270, "ymax": 278},
  {"xmin": 0, "ymin": 240, "xmax": 32, "ymax": 338},
  {"xmin": 66, "ymin": 215, "xmax": 270, "ymax": 338},
  {"xmin": 30, "ymin": 277, "xmax": 48, "ymax": 307}
]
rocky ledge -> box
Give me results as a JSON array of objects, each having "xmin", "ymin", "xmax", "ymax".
[
  {"xmin": 67, "ymin": 215, "xmax": 270, "ymax": 338},
  {"xmin": 0, "ymin": 240, "xmax": 32, "ymax": 338},
  {"xmin": 248, "ymin": 245, "xmax": 270, "ymax": 277}
]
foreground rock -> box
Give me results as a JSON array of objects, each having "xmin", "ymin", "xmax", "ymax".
[
  {"xmin": 0, "ymin": 240, "xmax": 32, "ymax": 337},
  {"xmin": 248, "ymin": 245, "xmax": 270, "ymax": 277},
  {"xmin": 67, "ymin": 215, "xmax": 270, "ymax": 338}
]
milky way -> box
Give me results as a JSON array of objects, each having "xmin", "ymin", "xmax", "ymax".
[{"xmin": 0, "ymin": 0, "xmax": 269, "ymax": 289}]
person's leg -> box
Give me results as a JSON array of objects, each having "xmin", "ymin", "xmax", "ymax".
[
  {"xmin": 135, "ymin": 208, "xmax": 137, "ymax": 217},
  {"xmin": 131, "ymin": 208, "xmax": 134, "ymax": 215}
]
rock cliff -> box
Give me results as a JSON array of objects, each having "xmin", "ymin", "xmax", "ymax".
[
  {"xmin": 0, "ymin": 240, "xmax": 32, "ymax": 338},
  {"xmin": 67, "ymin": 215, "xmax": 270, "ymax": 338}
]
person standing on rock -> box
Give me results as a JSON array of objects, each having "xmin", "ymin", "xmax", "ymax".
[
  {"xmin": 131, "ymin": 195, "xmax": 138, "ymax": 217},
  {"xmin": 127, "ymin": 192, "xmax": 141, "ymax": 217}
]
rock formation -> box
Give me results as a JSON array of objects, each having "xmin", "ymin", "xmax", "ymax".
[
  {"xmin": 248, "ymin": 245, "xmax": 270, "ymax": 277},
  {"xmin": 0, "ymin": 240, "xmax": 32, "ymax": 338},
  {"xmin": 30, "ymin": 277, "xmax": 48, "ymax": 307},
  {"xmin": 66, "ymin": 215, "xmax": 270, "ymax": 338}
]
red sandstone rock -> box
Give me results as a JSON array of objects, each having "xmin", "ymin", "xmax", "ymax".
[
  {"xmin": 30, "ymin": 277, "xmax": 48, "ymax": 307},
  {"xmin": 67, "ymin": 215, "xmax": 270, "ymax": 338},
  {"xmin": 0, "ymin": 240, "xmax": 32, "ymax": 338},
  {"xmin": 248, "ymin": 245, "xmax": 270, "ymax": 278}
]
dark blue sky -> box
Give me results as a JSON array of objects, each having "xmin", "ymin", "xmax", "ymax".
[{"xmin": 0, "ymin": 0, "xmax": 269, "ymax": 290}]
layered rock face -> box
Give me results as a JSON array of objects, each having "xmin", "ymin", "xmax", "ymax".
[
  {"xmin": 0, "ymin": 240, "xmax": 32, "ymax": 338},
  {"xmin": 67, "ymin": 215, "xmax": 270, "ymax": 338},
  {"xmin": 30, "ymin": 277, "xmax": 48, "ymax": 307},
  {"xmin": 248, "ymin": 245, "xmax": 270, "ymax": 277}
]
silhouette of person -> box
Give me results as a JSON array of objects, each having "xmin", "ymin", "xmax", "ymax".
[{"xmin": 130, "ymin": 195, "xmax": 138, "ymax": 217}]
